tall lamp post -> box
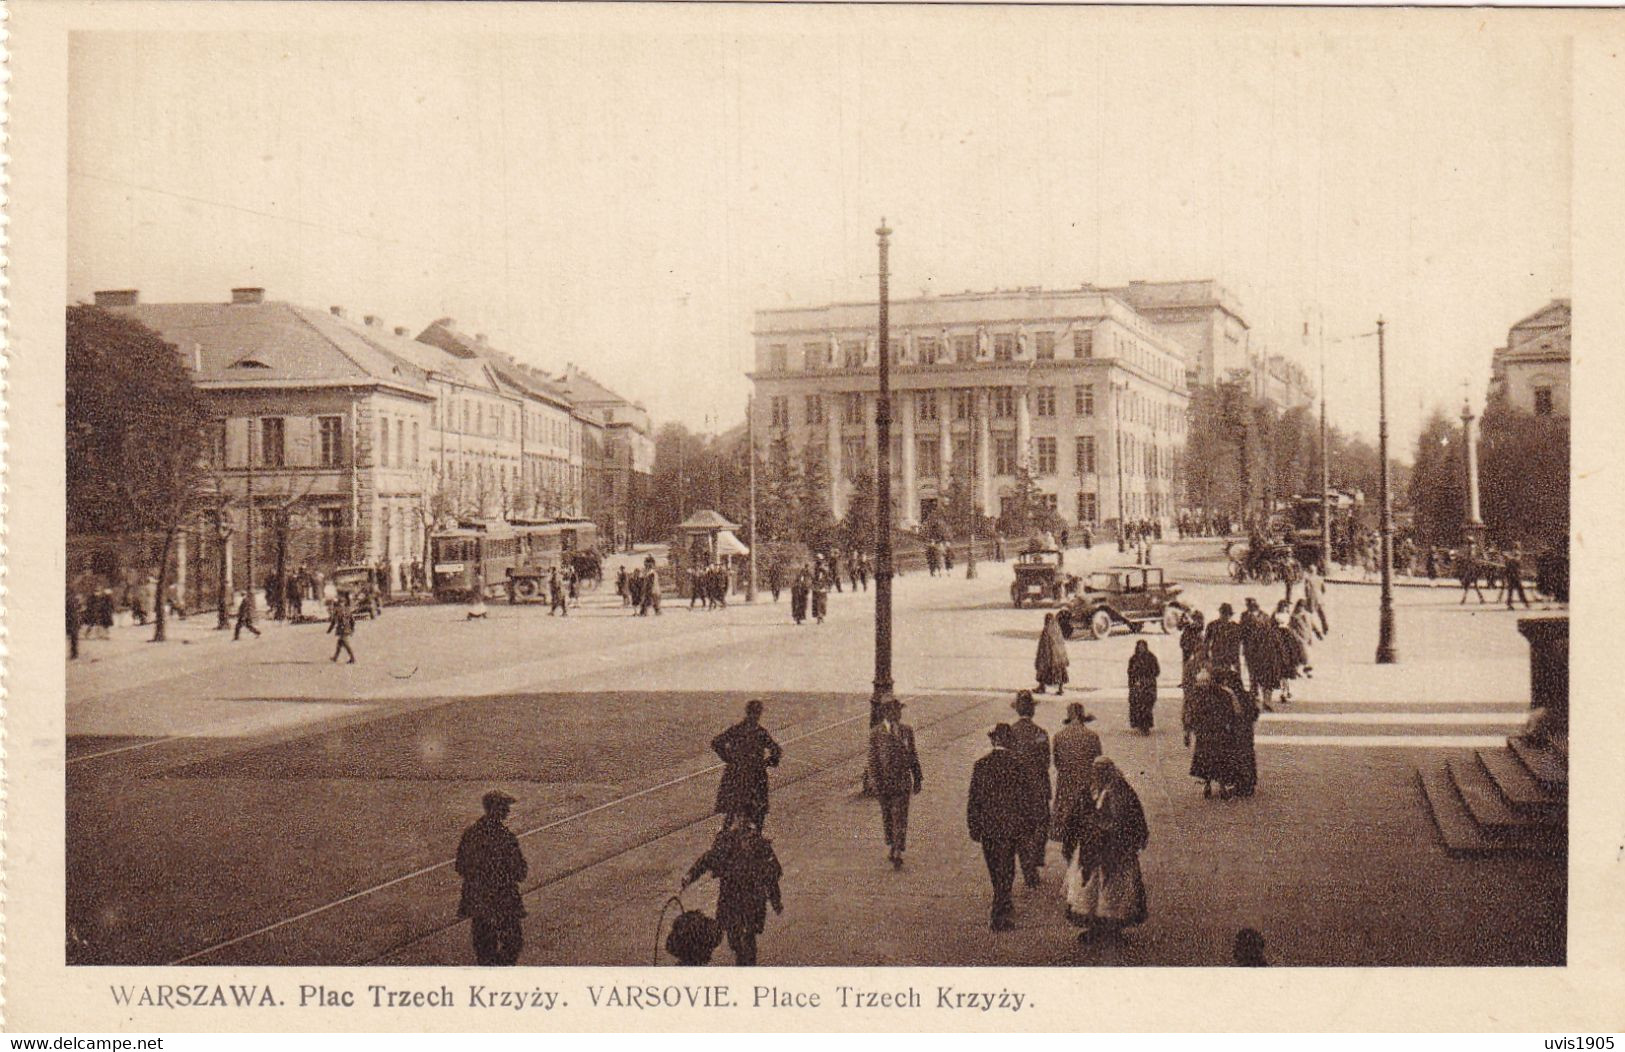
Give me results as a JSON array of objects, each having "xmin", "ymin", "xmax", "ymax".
[
  {"xmin": 1375, "ymin": 317, "xmax": 1397, "ymax": 664},
  {"xmin": 746, "ymin": 394, "xmax": 758, "ymax": 603},
  {"xmin": 1318, "ymin": 314, "xmax": 1331, "ymax": 574},
  {"xmin": 872, "ymin": 218, "xmax": 896, "ymax": 715}
]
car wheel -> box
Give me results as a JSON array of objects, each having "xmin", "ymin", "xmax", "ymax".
[
  {"xmin": 516, "ymin": 578, "xmax": 540, "ymax": 600},
  {"xmin": 1089, "ymin": 609, "xmax": 1113, "ymax": 640},
  {"xmin": 1057, "ymin": 612, "xmax": 1075, "ymax": 639},
  {"xmin": 1163, "ymin": 605, "xmax": 1184, "ymax": 633}
]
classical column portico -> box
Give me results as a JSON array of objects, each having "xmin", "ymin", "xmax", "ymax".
[
  {"xmin": 939, "ymin": 403, "xmax": 953, "ymax": 498},
  {"xmin": 899, "ymin": 390, "xmax": 917, "ymax": 525},
  {"xmin": 827, "ymin": 406, "xmax": 844, "ymax": 518},
  {"xmin": 1016, "ymin": 384, "xmax": 1032, "ymax": 470},
  {"xmin": 977, "ymin": 389, "xmax": 994, "ymax": 515}
]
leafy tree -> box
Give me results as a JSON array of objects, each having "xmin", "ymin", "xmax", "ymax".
[
  {"xmin": 1407, "ymin": 408, "xmax": 1469, "ymax": 548},
  {"xmin": 1479, "ymin": 397, "xmax": 1568, "ymax": 548},
  {"xmin": 67, "ymin": 305, "xmax": 210, "ymax": 642}
]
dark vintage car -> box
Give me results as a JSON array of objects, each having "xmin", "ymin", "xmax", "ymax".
[
  {"xmin": 330, "ymin": 565, "xmax": 385, "ymax": 619},
  {"xmin": 1056, "ymin": 566, "xmax": 1187, "ymax": 640},
  {"xmin": 1009, "ymin": 549, "xmax": 1076, "ymax": 607}
]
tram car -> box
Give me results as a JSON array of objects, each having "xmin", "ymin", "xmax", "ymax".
[{"xmin": 429, "ymin": 522, "xmax": 520, "ymax": 601}]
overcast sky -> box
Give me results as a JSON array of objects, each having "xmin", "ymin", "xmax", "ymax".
[{"xmin": 67, "ymin": 8, "xmax": 1570, "ymax": 447}]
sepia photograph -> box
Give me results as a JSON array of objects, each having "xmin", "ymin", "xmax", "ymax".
[{"xmin": 7, "ymin": 0, "xmax": 1625, "ymax": 1036}]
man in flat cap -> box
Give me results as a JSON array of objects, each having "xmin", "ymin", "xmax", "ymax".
[
  {"xmin": 455, "ymin": 790, "xmax": 529, "ymax": 965},
  {"xmin": 967, "ymin": 723, "xmax": 1039, "ymax": 931},
  {"xmin": 867, "ymin": 697, "xmax": 924, "ymax": 869}
]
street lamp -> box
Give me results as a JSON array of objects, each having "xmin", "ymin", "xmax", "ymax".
[
  {"xmin": 1375, "ymin": 317, "xmax": 1397, "ymax": 664},
  {"xmin": 872, "ymin": 218, "xmax": 896, "ymax": 716}
]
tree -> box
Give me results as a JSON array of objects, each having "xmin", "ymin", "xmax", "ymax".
[
  {"xmin": 797, "ymin": 442, "xmax": 837, "ymax": 552},
  {"xmin": 1479, "ymin": 397, "xmax": 1569, "ymax": 548},
  {"xmin": 67, "ymin": 305, "xmax": 210, "ymax": 642},
  {"xmin": 1408, "ymin": 408, "xmax": 1469, "ymax": 549},
  {"xmin": 996, "ymin": 463, "xmax": 1052, "ymax": 539}
]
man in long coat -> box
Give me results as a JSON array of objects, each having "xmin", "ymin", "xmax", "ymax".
[
  {"xmin": 455, "ymin": 790, "xmax": 529, "ymax": 965},
  {"xmin": 1240, "ymin": 598, "xmax": 1284, "ymax": 711},
  {"xmin": 1007, "ymin": 690, "xmax": 1052, "ymax": 888},
  {"xmin": 967, "ymin": 723, "xmax": 1039, "ymax": 931},
  {"xmin": 1050, "ymin": 702, "xmax": 1101, "ymax": 861},
  {"xmin": 867, "ymin": 698, "xmax": 924, "ymax": 868},
  {"xmin": 1204, "ymin": 602, "xmax": 1245, "ymax": 699},
  {"xmin": 712, "ymin": 699, "xmax": 783, "ymax": 829}
]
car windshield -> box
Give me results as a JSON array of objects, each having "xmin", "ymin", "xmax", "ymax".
[
  {"xmin": 1085, "ymin": 572, "xmax": 1120, "ymax": 591},
  {"xmin": 1022, "ymin": 552, "xmax": 1060, "ymax": 566}
]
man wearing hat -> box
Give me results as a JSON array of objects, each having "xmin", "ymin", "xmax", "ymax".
[
  {"xmin": 967, "ymin": 723, "xmax": 1040, "ymax": 931},
  {"xmin": 867, "ymin": 697, "xmax": 924, "ymax": 868},
  {"xmin": 455, "ymin": 790, "xmax": 530, "ymax": 966},
  {"xmin": 1008, "ymin": 690, "xmax": 1053, "ymax": 888},
  {"xmin": 1050, "ymin": 702, "xmax": 1102, "ymax": 862}
]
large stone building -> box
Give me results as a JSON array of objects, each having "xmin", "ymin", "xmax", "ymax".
[
  {"xmin": 749, "ymin": 287, "xmax": 1190, "ymax": 533},
  {"xmin": 1490, "ymin": 299, "xmax": 1570, "ymax": 417},
  {"xmin": 91, "ymin": 286, "xmax": 651, "ymax": 602},
  {"xmin": 551, "ymin": 364, "xmax": 657, "ymax": 550}
]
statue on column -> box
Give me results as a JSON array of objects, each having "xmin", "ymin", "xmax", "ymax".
[
  {"xmin": 826, "ymin": 332, "xmax": 840, "ymax": 370},
  {"xmin": 864, "ymin": 332, "xmax": 878, "ymax": 367},
  {"xmin": 976, "ymin": 326, "xmax": 991, "ymax": 361},
  {"xmin": 1016, "ymin": 324, "xmax": 1030, "ymax": 359}
]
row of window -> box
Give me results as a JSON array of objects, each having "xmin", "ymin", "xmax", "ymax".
[
  {"xmin": 767, "ymin": 327, "xmax": 1183, "ymax": 385},
  {"xmin": 771, "ymin": 383, "xmax": 1188, "ymax": 438},
  {"xmin": 824, "ymin": 430, "xmax": 1177, "ymax": 483}
]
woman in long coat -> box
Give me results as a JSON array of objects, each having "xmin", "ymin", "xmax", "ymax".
[
  {"xmin": 712, "ymin": 701, "xmax": 783, "ymax": 828},
  {"xmin": 789, "ymin": 568, "xmax": 808, "ymax": 625},
  {"xmin": 1179, "ymin": 611, "xmax": 1207, "ymax": 746},
  {"xmin": 1034, "ymin": 612, "xmax": 1070, "ymax": 695},
  {"xmin": 1289, "ymin": 598, "xmax": 1320, "ymax": 677},
  {"xmin": 1067, "ymin": 756, "xmax": 1150, "ymax": 942},
  {"xmin": 1049, "ymin": 702, "xmax": 1101, "ymax": 856},
  {"xmin": 1187, "ymin": 665, "xmax": 1238, "ymax": 797},
  {"xmin": 1127, "ymin": 639, "xmax": 1161, "ymax": 734},
  {"xmin": 810, "ymin": 567, "xmax": 828, "ymax": 623}
]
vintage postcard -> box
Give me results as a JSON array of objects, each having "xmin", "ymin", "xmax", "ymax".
[{"xmin": 4, "ymin": 0, "xmax": 1624, "ymax": 1035}]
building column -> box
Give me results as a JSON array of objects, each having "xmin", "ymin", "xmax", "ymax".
[
  {"xmin": 939, "ymin": 402, "xmax": 952, "ymax": 496},
  {"xmin": 1016, "ymin": 385, "xmax": 1032, "ymax": 470},
  {"xmin": 899, "ymin": 390, "xmax": 917, "ymax": 526},
  {"xmin": 827, "ymin": 405, "xmax": 844, "ymax": 519},
  {"xmin": 864, "ymin": 392, "xmax": 879, "ymax": 479},
  {"xmin": 978, "ymin": 389, "xmax": 994, "ymax": 515}
]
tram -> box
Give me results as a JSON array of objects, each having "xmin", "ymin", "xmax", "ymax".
[{"xmin": 430, "ymin": 518, "xmax": 601, "ymax": 602}]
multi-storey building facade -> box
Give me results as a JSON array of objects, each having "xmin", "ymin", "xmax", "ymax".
[
  {"xmin": 552, "ymin": 364, "xmax": 658, "ymax": 547},
  {"xmin": 1490, "ymin": 299, "xmax": 1570, "ymax": 417},
  {"xmin": 749, "ymin": 287, "xmax": 1189, "ymax": 533},
  {"xmin": 92, "ymin": 286, "xmax": 652, "ymax": 600}
]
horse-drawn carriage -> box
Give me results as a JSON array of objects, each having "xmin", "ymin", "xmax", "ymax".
[{"xmin": 1226, "ymin": 540, "xmax": 1298, "ymax": 583}]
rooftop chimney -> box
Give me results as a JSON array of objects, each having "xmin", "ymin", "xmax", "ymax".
[
  {"xmin": 394, "ymin": 326, "xmax": 408, "ymax": 336},
  {"xmin": 93, "ymin": 289, "xmax": 140, "ymax": 307},
  {"xmin": 231, "ymin": 287, "xmax": 266, "ymax": 305},
  {"xmin": 364, "ymin": 314, "xmax": 381, "ymax": 327},
  {"xmin": 330, "ymin": 305, "xmax": 345, "ymax": 318}
]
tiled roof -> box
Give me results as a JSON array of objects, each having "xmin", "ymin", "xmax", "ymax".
[{"xmin": 106, "ymin": 300, "xmax": 430, "ymax": 391}]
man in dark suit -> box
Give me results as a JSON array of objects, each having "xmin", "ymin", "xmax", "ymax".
[
  {"xmin": 967, "ymin": 723, "xmax": 1038, "ymax": 931},
  {"xmin": 712, "ymin": 699, "xmax": 783, "ymax": 830},
  {"xmin": 867, "ymin": 698, "xmax": 924, "ymax": 868},
  {"xmin": 455, "ymin": 790, "xmax": 529, "ymax": 965},
  {"xmin": 1008, "ymin": 690, "xmax": 1052, "ymax": 887}
]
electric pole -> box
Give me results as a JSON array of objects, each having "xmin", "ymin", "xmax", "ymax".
[
  {"xmin": 747, "ymin": 394, "xmax": 758, "ymax": 602},
  {"xmin": 1375, "ymin": 318, "xmax": 1397, "ymax": 664},
  {"xmin": 872, "ymin": 218, "xmax": 896, "ymax": 712}
]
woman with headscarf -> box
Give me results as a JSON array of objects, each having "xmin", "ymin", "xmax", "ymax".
[
  {"xmin": 1067, "ymin": 756, "xmax": 1150, "ymax": 943},
  {"xmin": 1127, "ymin": 639, "xmax": 1161, "ymax": 734},
  {"xmin": 1034, "ymin": 612, "xmax": 1070, "ymax": 695}
]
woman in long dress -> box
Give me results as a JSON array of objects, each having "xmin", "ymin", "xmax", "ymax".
[
  {"xmin": 1273, "ymin": 599, "xmax": 1306, "ymax": 702},
  {"xmin": 1127, "ymin": 639, "xmax": 1160, "ymax": 734},
  {"xmin": 1179, "ymin": 610, "xmax": 1207, "ymax": 746},
  {"xmin": 1066, "ymin": 756, "xmax": 1150, "ymax": 942},
  {"xmin": 1034, "ymin": 612, "xmax": 1070, "ymax": 695},
  {"xmin": 1289, "ymin": 598, "xmax": 1320, "ymax": 677},
  {"xmin": 789, "ymin": 569, "xmax": 808, "ymax": 625},
  {"xmin": 1187, "ymin": 664, "xmax": 1238, "ymax": 798}
]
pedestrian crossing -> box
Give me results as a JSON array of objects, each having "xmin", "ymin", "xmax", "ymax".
[{"xmin": 1255, "ymin": 698, "xmax": 1526, "ymax": 748}]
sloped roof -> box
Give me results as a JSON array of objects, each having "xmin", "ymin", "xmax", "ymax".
[
  {"xmin": 1509, "ymin": 299, "xmax": 1571, "ymax": 345},
  {"xmin": 105, "ymin": 300, "xmax": 430, "ymax": 392},
  {"xmin": 678, "ymin": 509, "xmax": 740, "ymax": 531},
  {"xmin": 413, "ymin": 320, "xmax": 573, "ymax": 409},
  {"xmin": 337, "ymin": 316, "xmax": 498, "ymax": 392}
]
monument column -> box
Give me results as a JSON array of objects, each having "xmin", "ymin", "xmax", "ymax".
[
  {"xmin": 899, "ymin": 390, "xmax": 917, "ymax": 525},
  {"xmin": 1462, "ymin": 398, "xmax": 1486, "ymax": 549}
]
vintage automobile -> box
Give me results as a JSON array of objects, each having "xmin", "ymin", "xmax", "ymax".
[
  {"xmin": 329, "ymin": 565, "xmax": 385, "ymax": 619},
  {"xmin": 1009, "ymin": 549, "xmax": 1076, "ymax": 607},
  {"xmin": 1056, "ymin": 566, "xmax": 1187, "ymax": 640}
]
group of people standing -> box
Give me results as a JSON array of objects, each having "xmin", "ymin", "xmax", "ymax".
[
  {"xmin": 967, "ymin": 691, "xmax": 1150, "ymax": 943},
  {"xmin": 686, "ymin": 563, "xmax": 732, "ymax": 610},
  {"xmin": 615, "ymin": 556, "xmax": 663, "ymax": 616}
]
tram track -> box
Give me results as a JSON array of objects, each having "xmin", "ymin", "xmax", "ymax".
[{"xmin": 166, "ymin": 687, "xmax": 1003, "ymax": 967}]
